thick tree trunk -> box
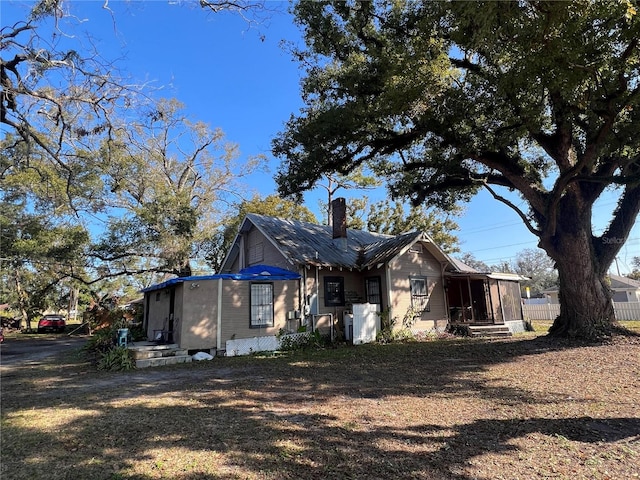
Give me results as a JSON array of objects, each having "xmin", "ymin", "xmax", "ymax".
[
  {"xmin": 14, "ymin": 272, "xmax": 31, "ymax": 332},
  {"xmin": 176, "ymin": 260, "xmax": 192, "ymax": 278},
  {"xmin": 548, "ymin": 259, "xmax": 615, "ymax": 339},
  {"xmin": 545, "ymin": 225, "xmax": 616, "ymax": 340}
]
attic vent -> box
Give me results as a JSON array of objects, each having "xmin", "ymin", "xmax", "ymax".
[
  {"xmin": 248, "ymin": 242, "xmax": 264, "ymax": 263},
  {"xmin": 410, "ymin": 244, "xmax": 423, "ymax": 253}
]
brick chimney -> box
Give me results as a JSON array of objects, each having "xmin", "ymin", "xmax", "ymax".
[{"xmin": 332, "ymin": 197, "xmax": 347, "ymax": 239}]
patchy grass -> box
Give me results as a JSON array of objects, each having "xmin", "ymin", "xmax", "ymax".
[{"xmin": 1, "ymin": 328, "xmax": 639, "ymax": 480}]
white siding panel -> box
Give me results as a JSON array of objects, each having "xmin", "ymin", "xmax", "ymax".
[{"xmin": 388, "ymin": 248, "xmax": 447, "ymax": 332}]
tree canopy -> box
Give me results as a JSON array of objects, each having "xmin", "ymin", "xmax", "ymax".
[
  {"xmin": 273, "ymin": 0, "xmax": 640, "ymax": 340},
  {"xmin": 363, "ymin": 199, "xmax": 460, "ymax": 253},
  {"xmin": 0, "ymin": 1, "xmax": 269, "ymax": 317},
  {"xmin": 93, "ymin": 98, "xmax": 261, "ymax": 278}
]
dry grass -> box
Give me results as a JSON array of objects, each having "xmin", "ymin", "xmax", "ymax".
[{"xmin": 1, "ymin": 323, "xmax": 639, "ymax": 480}]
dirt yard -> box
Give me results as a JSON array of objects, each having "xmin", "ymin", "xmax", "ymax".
[{"xmin": 1, "ymin": 328, "xmax": 639, "ymax": 479}]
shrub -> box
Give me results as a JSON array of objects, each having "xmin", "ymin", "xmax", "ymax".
[
  {"xmin": 447, "ymin": 324, "xmax": 470, "ymax": 336},
  {"xmin": 83, "ymin": 315, "xmax": 137, "ymax": 371},
  {"xmin": 392, "ymin": 328, "xmax": 416, "ymax": 342},
  {"xmin": 278, "ymin": 329, "xmax": 329, "ymax": 351},
  {"xmin": 377, "ymin": 308, "xmax": 396, "ymax": 343},
  {"xmin": 97, "ymin": 346, "xmax": 136, "ymax": 371}
]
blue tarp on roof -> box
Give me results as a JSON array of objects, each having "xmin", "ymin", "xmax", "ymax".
[{"xmin": 140, "ymin": 264, "xmax": 301, "ymax": 293}]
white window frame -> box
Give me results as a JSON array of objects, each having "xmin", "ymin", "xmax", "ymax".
[
  {"xmin": 410, "ymin": 277, "xmax": 434, "ymax": 312},
  {"xmin": 250, "ymin": 282, "xmax": 274, "ymax": 327}
]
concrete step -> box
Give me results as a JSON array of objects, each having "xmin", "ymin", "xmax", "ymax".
[
  {"xmin": 132, "ymin": 350, "xmax": 166, "ymax": 359},
  {"xmin": 128, "ymin": 343, "xmax": 186, "ymax": 360},
  {"xmin": 135, "ymin": 355, "xmax": 192, "ymax": 369},
  {"xmin": 467, "ymin": 325, "xmax": 512, "ymax": 337},
  {"xmin": 129, "ymin": 342, "xmax": 180, "ymax": 351}
]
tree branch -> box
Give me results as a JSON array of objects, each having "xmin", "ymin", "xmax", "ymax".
[{"xmin": 482, "ymin": 183, "xmax": 541, "ymax": 237}]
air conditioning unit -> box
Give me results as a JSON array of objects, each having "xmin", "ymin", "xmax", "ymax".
[{"xmin": 287, "ymin": 310, "xmax": 300, "ymax": 320}]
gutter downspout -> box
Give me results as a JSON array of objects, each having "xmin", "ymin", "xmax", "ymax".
[
  {"xmin": 300, "ymin": 266, "xmax": 305, "ymax": 329},
  {"xmin": 315, "ymin": 265, "xmax": 320, "ymax": 315},
  {"xmin": 385, "ymin": 262, "xmax": 393, "ymax": 321},
  {"xmin": 216, "ymin": 277, "xmax": 223, "ymax": 350}
]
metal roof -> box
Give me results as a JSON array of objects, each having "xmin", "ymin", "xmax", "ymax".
[{"xmin": 222, "ymin": 214, "xmax": 451, "ymax": 272}]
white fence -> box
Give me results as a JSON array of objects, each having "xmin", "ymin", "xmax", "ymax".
[
  {"xmin": 225, "ymin": 332, "xmax": 313, "ymax": 357},
  {"xmin": 352, "ymin": 303, "xmax": 380, "ymax": 345},
  {"xmin": 523, "ymin": 302, "xmax": 640, "ymax": 321},
  {"xmin": 614, "ymin": 302, "xmax": 640, "ymax": 321}
]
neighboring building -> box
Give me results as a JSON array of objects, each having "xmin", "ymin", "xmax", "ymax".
[
  {"xmin": 542, "ymin": 275, "xmax": 640, "ymax": 303},
  {"xmin": 140, "ymin": 198, "xmax": 528, "ymax": 354}
]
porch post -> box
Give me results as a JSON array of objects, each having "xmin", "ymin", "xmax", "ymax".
[
  {"xmin": 458, "ymin": 281, "xmax": 465, "ymax": 322},
  {"xmin": 441, "ymin": 264, "xmax": 449, "ymax": 325},
  {"xmin": 487, "ymin": 279, "xmax": 495, "ymax": 323},
  {"xmin": 496, "ymin": 280, "xmax": 506, "ymax": 323},
  {"xmin": 467, "ymin": 278, "xmax": 475, "ymax": 322}
]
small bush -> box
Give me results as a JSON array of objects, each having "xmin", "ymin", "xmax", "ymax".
[
  {"xmin": 97, "ymin": 346, "xmax": 136, "ymax": 371},
  {"xmin": 377, "ymin": 308, "xmax": 396, "ymax": 343},
  {"xmin": 278, "ymin": 330, "xmax": 329, "ymax": 351},
  {"xmin": 83, "ymin": 315, "xmax": 137, "ymax": 370},
  {"xmin": 392, "ymin": 328, "xmax": 416, "ymax": 342},
  {"xmin": 447, "ymin": 324, "xmax": 470, "ymax": 336}
]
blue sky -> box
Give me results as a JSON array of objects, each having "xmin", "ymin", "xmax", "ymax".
[{"xmin": 3, "ymin": 0, "xmax": 638, "ymax": 273}]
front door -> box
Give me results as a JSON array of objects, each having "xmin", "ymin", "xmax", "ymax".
[
  {"xmin": 469, "ymin": 280, "xmax": 490, "ymax": 323},
  {"xmin": 168, "ymin": 287, "xmax": 175, "ymax": 343}
]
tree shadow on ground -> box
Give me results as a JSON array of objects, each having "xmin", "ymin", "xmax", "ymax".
[{"xmin": 1, "ymin": 334, "xmax": 639, "ymax": 479}]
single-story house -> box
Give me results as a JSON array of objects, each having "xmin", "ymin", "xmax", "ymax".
[
  {"xmin": 140, "ymin": 198, "xmax": 528, "ymax": 354},
  {"xmin": 542, "ymin": 275, "xmax": 640, "ymax": 303},
  {"xmin": 221, "ymin": 199, "xmax": 527, "ymax": 337}
]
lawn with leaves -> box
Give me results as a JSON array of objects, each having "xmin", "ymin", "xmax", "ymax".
[{"xmin": 1, "ymin": 324, "xmax": 639, "ymax": 480}]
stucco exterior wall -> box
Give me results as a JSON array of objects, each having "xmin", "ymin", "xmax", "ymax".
[
  {"xmin": 218, "ymin": 279, "xmax": 299, "ymax": 346},
  {"xmin": 178, "ymin": 280, "xmax": 218, "ymax": 350},
  {"xmin": 304, "ymin": 268, "xmax": 369, "ymax": 335}
]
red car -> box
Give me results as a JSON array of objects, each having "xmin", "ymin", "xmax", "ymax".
[{"xmin": 37, "ymin": 314, "xmax": 66, "ymax": 333}]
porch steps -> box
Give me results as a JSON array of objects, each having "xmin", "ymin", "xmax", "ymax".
[
  {"xmin": 466, "ymin": 325, "xmax": 512, "ymax": 338},
  {"xmin": 128, "ymin": 342, "xmax": 192, "ymax": 369}
]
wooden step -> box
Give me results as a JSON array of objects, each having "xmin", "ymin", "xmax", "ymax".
[{"xmin": 467, "ymin": 325, "xmax": 512, "ymax": 337}]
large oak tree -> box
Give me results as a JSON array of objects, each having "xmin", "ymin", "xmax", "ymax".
[
  {"xmin": 1, "ymin": 0, "xmax": 269, "ymax": 311},
  {"xmin": 273, "ymin": 0, "xmax": 640, "ymax": 340},
  {"xmin": 94, "ymin": 98, "xmax": 261, "ymax": 278}
]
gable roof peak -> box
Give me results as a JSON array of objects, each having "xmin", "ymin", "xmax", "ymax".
[{"xmin": 231, "ymin": 213, "xmax": 453, "ymax": 271}]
